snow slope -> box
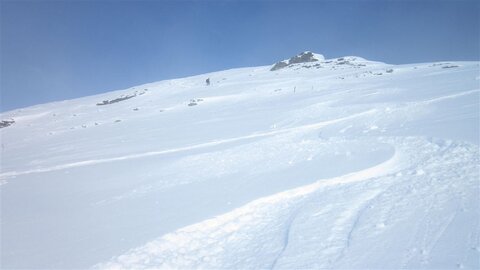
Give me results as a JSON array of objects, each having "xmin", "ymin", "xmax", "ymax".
[{"xmin": 1, "ymin": 53, "xmax": 479, "ymax": 269}]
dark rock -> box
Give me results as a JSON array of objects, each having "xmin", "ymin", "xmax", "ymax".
[
  {"xmin": 270, "ymin": 51, "xmax": 324, "ymax": 71},
  {"xmin": 97, "ymin": 94, "xmax": 136, "ymax": 106},
  {"xmin": 270, "ymin": 61, "xmax": 288, "ymax": 71},
  {"xmin": 442, "ymin": 65, "xmax": 459, "ymax": 69},
  {"xmin": 288, "ymin": 51, "xmax": 319, "ymax": 64},
  {"xmin": 0, "ymin": 119, "xmax": 15, "ymax": 129},
  {"xmin": 96, "ymin": 90, "xmax": 146, "ymax": 106}
]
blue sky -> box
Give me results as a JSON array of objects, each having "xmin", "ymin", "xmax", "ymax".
[{"xmin": 1, "ymin": 0, "xmax": 479, "ymax": 112}]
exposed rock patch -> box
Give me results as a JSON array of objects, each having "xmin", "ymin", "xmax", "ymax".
[
  {"xmin": 96, "ymin": 89, "xmax": 147, "ymax": 106},
  {"xmin": 0, "ymin": 119, "xmax": 15, "ymax": 128},
  {"xmin": 271, "ymin": 51, "xmax": 325, "ymax": 71}
]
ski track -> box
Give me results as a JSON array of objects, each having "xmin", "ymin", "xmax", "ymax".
[
  {"xmin": 0, "ymin": 108, "xmax": 376, "ymax": 180},
  {"xmin": 269, "ymin": 205, "xmax": 303, "ymax": 270},
  {"xmin": 93, "ymin": 138, "xmax": 403, "ymax": 269},
  {"xmin": 420, "ymin": 89, "xmax": 479, "ymax": 104},
  {"xmin": 94, "ymin": 136, "xmax": 479, "ymax": 269},
  {"xmin": 338, "ymin": 189, "xmax": 383, "ymax": 259}
]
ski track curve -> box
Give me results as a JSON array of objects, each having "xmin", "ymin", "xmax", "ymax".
[
  {"xmin": 269, "ymin": 205, "xmax": 303, "ymax": 270},
  {"xmin": 93, "ymin": 136, "xmax": 479, "ymax": 269},
  {"xmin": 93, "ymin": 136, "xmax": 403, "ymax": 269},
  {"xmin": 0, "ymin": 109, "xmax": 376, "ymax": 181}
]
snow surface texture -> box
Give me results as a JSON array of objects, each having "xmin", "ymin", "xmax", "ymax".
[{"xmin": 1, "ymin": 53, "xmax": 479, "ymax": 269}]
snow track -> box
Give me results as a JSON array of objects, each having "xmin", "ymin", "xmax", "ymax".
[
  {"xmin": 0, "ymin": 108, "xmax": 376, "ymax": 180},
  {"xmin": 95, "ymin": 137, "xmax": 479, "ymax": 269}
]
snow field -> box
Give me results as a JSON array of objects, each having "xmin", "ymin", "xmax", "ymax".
[{"xmin": 1, "ymin": 56, "xmax": 478, "ymax": 269}]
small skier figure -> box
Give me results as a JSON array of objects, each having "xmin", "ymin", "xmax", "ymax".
[{"xmin": 206, "ymin": 78, "xmax": 210, "ymax": 86}]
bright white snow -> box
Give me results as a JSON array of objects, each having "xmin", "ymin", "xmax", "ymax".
[{"xmin": 0, "ymin": 55, "xmax": 479, "ymax": 269}]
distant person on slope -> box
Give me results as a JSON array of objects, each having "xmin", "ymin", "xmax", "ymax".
[{"xmin": 206, "ymin": 78, "xmax": 210, "ymax": 86}]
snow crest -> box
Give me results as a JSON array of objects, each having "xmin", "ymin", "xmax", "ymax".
[{"xmin": 95, "ymin": 137, "xmax": 479, "ymax": 269}]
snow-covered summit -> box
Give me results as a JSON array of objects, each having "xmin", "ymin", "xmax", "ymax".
[{"xmin": 270, "ymin": 51, "xmax": 382, "ymax": 71}]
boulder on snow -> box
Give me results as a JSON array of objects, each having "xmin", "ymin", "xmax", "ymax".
[
  {"xmin": 97, "ymin": 94, "xmax": 136, "ymax": 106},
  {"xmin": 187, "ymin": 98, "xmax": 204, "ymax": 107},
  {"xmin": 96, "ymin": 90, "xmax": 146, "ymax": 106},
  {"xmin": 0, "ymin": 119, "xmax": 15, "ymax": 129},
  {"xmin": 271, "ymin": 51, "xmax": 325, "ymax": 71},
  {"xmin": 271, "ymin": 61, "xmax": 288, "ymax": 71}
]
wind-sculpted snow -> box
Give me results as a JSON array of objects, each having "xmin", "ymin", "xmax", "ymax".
[
  {"xmin": 95, "ymin": 137, "xmax": 479, "ymax": 269},
  {"xmin": 1, "ymin": 55, "xmax": 479, "ymax": 269},
  {"xmin": 0, "ymin": 108, "xmax": 377, "ymax": 180}
]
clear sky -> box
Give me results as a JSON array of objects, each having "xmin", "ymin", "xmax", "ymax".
[{"xmin": 1, "ymin": 0, "xmax": 479, "ymax": 112}]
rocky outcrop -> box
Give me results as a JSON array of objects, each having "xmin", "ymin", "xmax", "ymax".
[
  {"xmin": 96, "ymin": 94, "xmax": 136, "ymax": 106},
  {"xmin": 96, "ymin": 89, "xmax": 147, "ymax": 106},
  {"xmin": 0, "ymin": 119, "xmax": 15, "ymax": 128},
  {"xmin": 271, "ymin": 51, "xmax": 325, "ymax": 71}
]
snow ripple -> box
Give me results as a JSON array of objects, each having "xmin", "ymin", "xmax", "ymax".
[{"xmin": 94, "ymin": 137, "xmax": 479, "ymax": 269}]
